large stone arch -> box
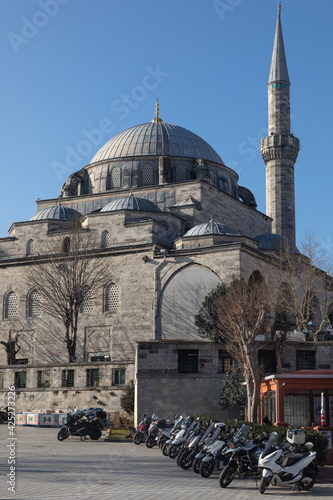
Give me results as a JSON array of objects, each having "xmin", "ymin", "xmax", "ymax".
[{"xmin": 157, "ymin": 264, "xmax": 221, "ymax": 340}]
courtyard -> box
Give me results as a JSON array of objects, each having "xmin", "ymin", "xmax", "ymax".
[{"xmin": 0, "ymin": 426, "xmax": 332, "ymax": 500}]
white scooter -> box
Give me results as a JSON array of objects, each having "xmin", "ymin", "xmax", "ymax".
[{"xmin": 258, "ymin": 431, "xmax": 317, "ymax": 493}]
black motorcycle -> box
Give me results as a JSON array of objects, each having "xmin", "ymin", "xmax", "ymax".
[
  {"xmin": 57, "ymin": 408, "xmax": 104, "ymax": 441},
  {"xmin": 145, "ymin": 417, "xmax": 170, "ymax": 448},
  {"xmin": 219, "ymin": 431, "xmax": 266, "ymax": 488},
  {"xmin": 133, "ymin": 414, "xmax": 153, "ymax": 445},
  {"xmin": 0, "ymin": 406, "xmax": 8, "ymax": 424}
]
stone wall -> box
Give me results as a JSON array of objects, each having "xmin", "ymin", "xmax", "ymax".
[
  {"xmin": 0, "ymin": 360, "xmax": 134, "ymax": 413},
  {"xmin": 135, "ymin": 341, "xmax": 233, "ymax": 424}
]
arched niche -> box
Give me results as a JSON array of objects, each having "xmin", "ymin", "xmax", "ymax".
[{"xmin": 157, "ymin": 264, "xmax": 221, "ymax": 340}]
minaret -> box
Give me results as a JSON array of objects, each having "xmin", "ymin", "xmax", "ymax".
[{"xmin": 260, "ymin": 3, "xmax": 300, "ymax": 244}]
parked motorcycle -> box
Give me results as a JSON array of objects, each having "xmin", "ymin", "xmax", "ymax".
[
  {"xmin": 258, "ymin": 431, "xmax": 317, "ymax": 493},
  {"xmin": 192, "ymin": 422, "xmax": 227, "ymax": 473},
  {"xmin": 0, "ymin": 406, "xmax": 8, "ymax": 424},
  {"xmin": 133, "ymin": 414, "xmax": 153, "ymax": 445},
  {"xmin": 145, "ymin": 416, "xmax": 171, "ymax": 448},
  {"xmin": 57, "ymin": 407, "xmax": 103, "ymax": 441},
  {"xmin": 219, "ymin": 424, "xmax": 265, "ymax": 487},
  {"xmin": 157, "ymin": 415, "xmax": 183, "ymax": 450},
  {"xmin": 167, "ymin": 416, "xmax": 196, "ymax": 459},
  {"xmin": 177, "ymin": 421, "xmax": 214, "ymax": 470},
  {"xmin": 199, "ymin": 426, "xmax": 236, "ymax": 478},
  {"xmin": 161, "ymin": 416, "xmax": 185, "ymax": 456}
]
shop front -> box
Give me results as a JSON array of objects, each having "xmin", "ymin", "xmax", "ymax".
[{"xmin": 260, "ymin": 370, "xmax": 333, "ymax": 464}]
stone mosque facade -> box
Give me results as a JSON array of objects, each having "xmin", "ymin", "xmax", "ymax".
[{"xmin": 0, "ymin": 7, "xmax": 331, "ymax": 419}]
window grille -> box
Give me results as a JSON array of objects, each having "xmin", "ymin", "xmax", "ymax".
[
  {"xmin": 218, "ymin": 351, "xmax": 232, "ymax": 373},
  {"xmin": 63, "ymin": 237, "xmax": 70, "ymax": 253},
  {"xmin": 15, "ymin": 359, "xmax": 28, "ymax": 365},
  {"xmin": 0, "ymin": 372, "xmax": 4, "ymax": 389},
  {"xmin": 142, "ymin": 165, "xmax": 154, "ymax": 186},
  {"xmin": 105, "ymin": 283, "xmax": 119, "ymax": 312},
  {"xmin": 296, "ymin": 350, "xmax": 316, "ymax": 370},
  {"xmin": 284, "ymin": 393, "xmax": 311, "ymax": 427},
  {"xmin": 62, "ymin": 369, "xmax": 74, "ymax": 387},
  {"xmin": 37, "ymin": 370, "xmax": 50, "ymax": 388},
  {"xmin": 91, "ymin": 355, "xmax": 110, "ymax": 362},
  {"xmin": 111, "ymin": 166, "xmax": 121, "ymax": 189},
  {"xmin": 175, "ymin": 165, "xmax": 187, "ymax": 182},
  {"xmin": 87, "ymin": 368, "xmax": 99, "ymax": 387},
  {"xmin": 258, "ymin": 350, "xmax": 277, "ymax": 373},
  {"xmin": 28, "ymin": 290, "xmax": 41, "ymax": 317},
  {"xmin": 101, "ymin": 230, "xmax": 111, "ymax": 248},
  {"xmin": 5, "ymin": 292, "xmax": 18, "ymax": 319},
  {"xmin": 178, "ymin": 350, "xmax": 198, "ymax": 374},
  {"xmin": 80, "ymin": 288, "xmax": 93, "ymax": 314},
  {"xmin": 15, "ymin": 371, "xmax": 27, "ymax": 388},
  {"xmin": 26, "ymin": 239, "xmax": 35, "ymax": 256},
  {"xmin": 113, "ymin": 368, "xmax": 126, "ymax": 385}
]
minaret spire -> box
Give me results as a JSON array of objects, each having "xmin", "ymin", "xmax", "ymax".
[
  {"xmin": 260, "ymin": 4, "xmax": 300, "ymax": 245},
  {"xmin": 269, "ymin": 2, "xmax": 289, "ymax": 85}
]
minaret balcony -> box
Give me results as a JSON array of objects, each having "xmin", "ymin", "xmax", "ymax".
[{"xmin": 260, "ymin": 134, "xmax": 300, "ymax": 163}]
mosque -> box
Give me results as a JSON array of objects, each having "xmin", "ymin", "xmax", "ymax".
[{"xmin": 0, "ymin": 6, "xmax": 331, "ymax": 423}]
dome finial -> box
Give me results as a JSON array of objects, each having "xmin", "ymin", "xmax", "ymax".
[{"xmin": 152, "ymin": 98, "xmax": 163, "ymax": 123}]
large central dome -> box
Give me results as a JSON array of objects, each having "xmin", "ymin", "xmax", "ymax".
[{"xmin": 90, "ymin": 122, "xmax": 224, "ymax": 165}]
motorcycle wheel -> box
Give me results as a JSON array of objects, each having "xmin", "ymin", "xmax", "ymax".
[
  {"xmin": 259, "ymin": 475, "xmax": 271, "ymax": 494},
  {"xmin": 179, "ymin": 450, "xmax": 193, "ymax": 470},
  {"xmin": 162, "ymin": 442, "xmax": 170, "ymax": 456},
  {"xmin": 192, "ymin": 457, "xmax": 202, "ymax": 474},
  {"xmin": 158, "ymin": 436, "xmax": 167, "ymax": 449},
  {"xmin": 57, "ymin": 428, "xmax": 69, "ymax": 441},
  {"xmin": 89, "ymin": 428, "xmax": 102, "ymax": 440},
  {"xmin": 133, "ymin": 431, "xmax": 144, "ymax": 445},
  {"xmin": 200, "ymin": 460, "xmax": 215, "ymax": 478},
  {"xmin": 145, "ymin": 435, "xmax": 156, "ymax": 448},
  {"xmin": 219, "ymin": 462, "xmax": 237, "ymax": 488},
  {"xmin": 168, "ymin": 444, "xmax": 180, "ymax": 459},
  {"xmin": 299, "ymin": 468, "xmax": 316, "ymax": 491}
]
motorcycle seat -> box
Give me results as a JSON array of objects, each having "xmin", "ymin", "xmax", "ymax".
[{"xmin": 281, "ymin": 452, "xmax": 309, "ymax": 467}]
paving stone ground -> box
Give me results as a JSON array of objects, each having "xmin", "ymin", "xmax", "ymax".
[{"xmin": 0, "ymin": 426, "xmax": 332, "ymax": 500}]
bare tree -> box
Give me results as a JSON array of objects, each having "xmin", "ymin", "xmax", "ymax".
[
  {"xmin": 0, "ymin": 332, "xmax": 21, "ymax": 365},
  {"xmin": 25, "ymin": 225, "xmax": 110, "ymax": 362},
  {"xmin": 273, "ymin": 231, "xmax": 333, "ymax": 342},
  {"xmin": 195, "ymin": 278, "xmax": 271, "ymax": 423}
]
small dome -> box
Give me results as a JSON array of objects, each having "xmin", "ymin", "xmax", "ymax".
[
  {"xmin": 254, "ymin": 233, "xmax": 299, "ymax": 253},
  {"xmin": 184, "ymin": 221, "xmax": 239, "ymax": 237},
  {"xmin": 31, "ymin": 205, "xmax": 82, "ymax": 221},
  {"xmin": 101, "ymin": 194, "xmax": 161, "ymax": 213},
  {"xmin": 90, "ymin": 122, "xmax": 224, "ymax": 165}
]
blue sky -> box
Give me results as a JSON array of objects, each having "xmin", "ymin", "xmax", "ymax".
[{"xmin": 0, "ymin": 0, "xmax": 332, "ymax": 250}]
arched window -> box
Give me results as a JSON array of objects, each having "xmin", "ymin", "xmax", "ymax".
[
  {"xmin": 80, "ymin": 287, "xmax": 93, "ymax": 314},
  {"xmin": 105, "ymin": 283, "xmax": 119, "ymax": 312},
  {"xmin": 107, "ymin": 166, "xmax": 121, "ymax": 190},
  {"xmin": 175, "ymin": 165, "xmax": 187, "ymax": 183},
  {"xmin": 101, "ymin": 230, "xmax": 111, "ymax": 249},
  {"xmin": 5, "ymin": 292, "xmax": 18, "ymax": 319},
  {"xmin": 141, "ymin": 165, "xmax": 154, "ymax": 186},
  {"xmin": 28, "ymin": 290, "xmax": 41, "ymax": 317},
  {"xmin": 63, "ymin": 237, "xmax": 70, "ymax": 253},
  {"xmin": 26, "ymin": 239, "xmax": 35, "ymax": 256}
]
